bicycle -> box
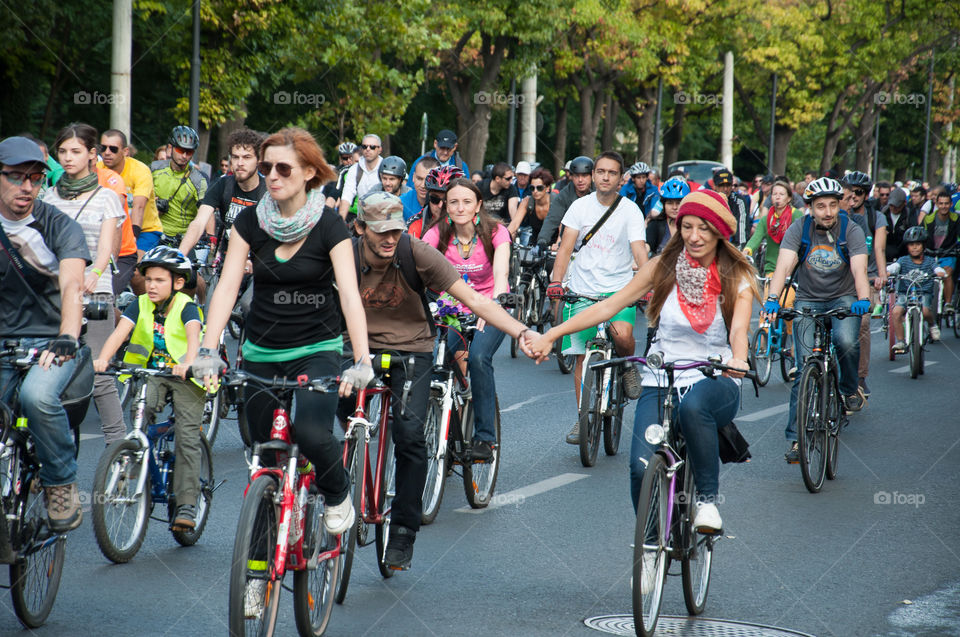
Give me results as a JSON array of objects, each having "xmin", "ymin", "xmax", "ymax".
[
  {"xmin": 0, "ymin": 342, "xmax": 92, "ymax": 628},
  {"xmin": 626, "ymin": 353, "xmax": 755, "ymax": 637},
  {"xmin": 889, "ymin": 270, "xmax": 940, "ymax": 378},
  {"xmin": 749, "ymin": 277, "xmax": 796, "ymax": 385},
  {"xmin": 223, "ymin": 370, "xmax": 342, "ymax": 637},
  {"xmin": 91, "ymin": 365, "xmax": 217, "ymax": 563},
  {"xmin": 925, "ymin": 246, "xmax": 960, "ymax": 335},
  {"xmin": 510, "ymin": 243, "xmax": 548, "ymax": 358},
  {"xmin": 778, "ymin": 307, "xmax": 850, "ymax": 493}
]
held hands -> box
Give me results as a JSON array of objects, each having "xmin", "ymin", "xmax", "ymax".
[
  {"xmin": 526, "ymin": 332, "xmax": 556, "ymax": 364},
  {"xmin": 515, "ymin": 328, "xmax": 540, "ymax": 359},
  {"xmin": 723, "ymin": 357, "xmax": 749, "ymax": 379},
  {"xmin": 850, "ymin": 299, "xmax": 872, "ymax": 316},
  {"xmin": 339, "ymin": 360, "xmax": 374, "ymax": 397}
]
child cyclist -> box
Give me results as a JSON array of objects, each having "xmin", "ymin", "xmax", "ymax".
[
  {"xmin": 887, "ymin": 226, "xmax": 947, "ymax": 351},
  {"xmin": 92, "ymin": 246, "xmax": 206, "ymax": 531}
]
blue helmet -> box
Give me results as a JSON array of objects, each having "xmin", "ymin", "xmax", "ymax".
[{"xmin": 659, "ymin": 176, "xmax": 690, "ymax": 201}]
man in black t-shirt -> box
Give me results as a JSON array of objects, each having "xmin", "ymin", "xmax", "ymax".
[{"xmin": 479, "ymin": 162, "xmax": 519, "ymax": 223}]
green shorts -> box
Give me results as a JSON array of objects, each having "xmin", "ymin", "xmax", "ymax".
[{"xmin": 560, "ymin": 295, "xmax": 637, "ymax": 355}]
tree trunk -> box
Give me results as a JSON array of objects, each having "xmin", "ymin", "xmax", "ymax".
[
  {"xmin": 661, "ymin": 103, "xmax": 685, "ymax": 174},
  {"xmin": 854, "ymin": 107, "xmax": 877, "ymax": 173},
  {"xmin": 601, "ymin": 91, "xmax": 617, "ymax": 152},
  {"xmin": 578, "ymin": 85, "xmax": 600, "ymax": 157},
  {"xmin": 554, "ymin": 97, "xmax": 568, "ymax": 175},
  {"xmin": 198, "ymin": 129, "xmax": 212, "ymax": 166},
  {"xmin": 638, "ymin": 86, "xmax": 656, "ymax": 165},
  {"xmin": 40, "ymin": 56, "xmax": 66, "ymax": 140},
  {"xmin": 217, "ymin": 107, "xmax": 247, "ymax": 160},
  {"xmin": 772, "ymin": 125, "xmax": 794, "ymax": 176}
]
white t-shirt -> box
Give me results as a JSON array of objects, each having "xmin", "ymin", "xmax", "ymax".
[
  {"xmin": 339, "ymin": 157, "xmax": 383, "ymax": 207},
  {"xmin": 562, "ymin": 193, "xmax": 646, "ymax": 295}
]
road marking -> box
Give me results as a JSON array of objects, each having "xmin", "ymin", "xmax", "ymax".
[
  {"xmin": 501, "ymin": 389, "xmax": 573, "ymax": 414},
  {"xmin": 889, "ymin": 361, "xmax": 938, "ymax": 374},
  {"xmin": 455, "ymin": 472, "xmax": 589, "ymax": 513},
  {"xmin": 738, "ymin": 402, "xmax": 789, "ymax": 422}
]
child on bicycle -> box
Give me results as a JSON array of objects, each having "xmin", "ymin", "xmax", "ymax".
[
  {"xmin": 92, "ymin": 245, "xmax": 206, "ymax": 531},
  {"xmin": 887, "ymin": 226, "xmax": 947, "ymax": 351}
]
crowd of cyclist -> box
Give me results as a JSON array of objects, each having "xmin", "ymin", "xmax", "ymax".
[{"xmin": 2, "ymin": 118, "xmax": 959, "ymax": 604}]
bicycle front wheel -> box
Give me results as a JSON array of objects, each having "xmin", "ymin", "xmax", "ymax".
[
  {"xmin": 578, "ymin": 352, "xmax": 604, "ymax": 467},
  {"xmin": 680, "ymin": 467, "xmax": 712, "ymax": 615},
  {"xmin": 375, "ymin": 433, "xmax": 396, "ymax": 578},
  {"xmin": 909, "ymin": 309, "xmax": 921, "ymax": 379},
  {"xmin": 201, "ymin": 389, "xmax": 221, "ymax": 445},
  {"xmin": 293, "ymin": 485, "xmax": 340, "ymax": 637},
  {"xmin": 825, "ymin": 369, "xmax": 841, "ymax": 481},
  {"xmin": 228, "ymin": 475, "xmax": 280, "ymax": 637},
  {"xmin": 171, "ymin": 435, "xmax": 214, "ymax": 546},
  {"xmin": 420, "ymin": 389, "xmax": 448, "ymax": 525},
  {"xmin": 749, "ymin": 328, "xmax": 771, "ymax": 386},
  {"xmin": 632, "ymin": 453, "xmax": 668, "ymax": 637},
  {"xmin": 335, "ymin": 434, "xmax": 365, "ymax": 604},
  {"xmin": 797, "ymin": 364, "xmax": 827, "ymax": 493},
  {"xmin": 603, "ymin": 372, "xmax": 623, "ymax": 456},
  {"xmin": 462, "ymin": 396, "xmax": 501, "ymax": 509},
  {"xmin": 92, "ymin": 439, "xmax": 150, "ymax": 563},
  {"xmin": 554, "ymin": 300, "xmax": 575, "ymax": 374}
]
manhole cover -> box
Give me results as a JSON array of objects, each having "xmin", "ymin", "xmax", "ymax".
[{"xmin": 584, "ymin": 614, "xmax": 816, "ymax": 636}]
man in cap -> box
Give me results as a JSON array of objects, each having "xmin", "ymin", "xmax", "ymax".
[
  {"xmin": 882, "ymin": 188, "xmax": 911, "ymax": 261},
  {"xmin": 407, "ymin": 129, "xmax": 469, "ymax": 188},
  {"xmin": 712, "ymin": 167, "xmax": 752, "ymax": 248},
  {"xmin": 515, "ymin": 161, "xmax": 533, "ymax": 199}
]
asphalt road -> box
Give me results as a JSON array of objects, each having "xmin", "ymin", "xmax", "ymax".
[{"xmin": 2, "ymin": 314, "xmax": 959, "ymax": 637}]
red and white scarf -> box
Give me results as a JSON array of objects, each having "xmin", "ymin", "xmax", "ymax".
[{"xmin": 675, "ymin": 249, "xmax": 722, "ymax": 334}]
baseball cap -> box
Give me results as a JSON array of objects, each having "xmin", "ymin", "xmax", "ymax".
[
  {"xmin": 761, "ymin": 174, "xmax": 775, "ymax": 184},
  {"xmin": 713, "ymin": 168, "xmax": 733, "ymax": 186},
  {"xmin": 888, "ymin": 188, "xmax": 906, "ymax": 207},
  {"xmin": 435, "ymin": 130, "xmax": 458, "ymax": 148},
  {"xmin": 0, "ymin": 136, "xmax": 45, "ymax": 167},
  {"xmin": 515, "ymin": 161, "xmax": 532, "ymax": 175},
  {"xmin": 358, "ymin": 192, "xmax": 406, "ymax": 233}
]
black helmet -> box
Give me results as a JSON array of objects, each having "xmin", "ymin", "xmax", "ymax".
[
  {"xmin": 903, "ymin": 226, "xmax": 927, "ymax": 244},
  {"xmin": 169, "ymin": 125, "xmax": 199, "ymax": 150},
  {"xmin": 840, "ymin": 170, "xmax": 871, "ymax": 189},
  {"xmin": 568, "ymin": 156, "xmax": 594, "ymax": 175},
  {"xmin": 138, "ymin": 246, "xmax": 193, "ymax": 280},
  {"xmin": 378, "ymin": 155, "xmax": 407, "ymax": 178}
]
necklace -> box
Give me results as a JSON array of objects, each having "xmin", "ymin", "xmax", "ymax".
[{"xmin": 453, "ymin": 230, "xmax": 477, "ymax": 258}]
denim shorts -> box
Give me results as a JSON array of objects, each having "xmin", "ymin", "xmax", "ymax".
[{"xmin": 895, "ymin": 293, "xmax": 933, "ymax": 309}]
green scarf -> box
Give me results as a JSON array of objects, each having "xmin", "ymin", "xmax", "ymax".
[
  {"xmin": 256, "ymin": 188, "xmax": 326, "ymax": 243},
  {"xmin": 56, "ymin": 171, "xmax": 99, "ymax": 200}
]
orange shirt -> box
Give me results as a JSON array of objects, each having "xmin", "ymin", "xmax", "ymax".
[{"xmin": 97, "ymin": 166, "xmax": 137, "ymax": 257}]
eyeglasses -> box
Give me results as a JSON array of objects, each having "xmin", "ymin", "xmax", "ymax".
[
  {"xmin": 340, "ymin": 155, "xmax": 352, "ymax": 161},
  {"xmin": 258, "ymin": 161, "xmax": 294, "ymax": 178},
  {"xmin": 428, "ymin": 194, "xmax": 444, "ymax": 205},
  {"xmin": 1, "ymin": 170, "xmax": 46, "ymax": 187},
  {"xmin": 531, "ymin": 184, "xmax": 547, "ymax": 191},
  {"xmin": 361, "ymin": 144, "xmax": 380, "ymax": 150},
  {"xmin": 502, "ymin": 174, "xmax": 515, "ymax": 181},
  {"xmin": 99, "ymin": 144, "xmax": 122, "ymax": 154},
  {"xmin": 174, "ymin": 146, "xmax": 195, "ymax": 156},
  {"xmin": 851, "ymin": 189, "xmax": 866, "ymax": 196}
]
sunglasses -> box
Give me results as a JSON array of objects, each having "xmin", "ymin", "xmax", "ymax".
[
  {"xmin": 1, "ymin": 170, "xmax": 45, "ymax": 187},
  {"xmin": 99, "ymin": 144, "xmax": 122, "ymax": 154},
  {"xmin": 361, "ymin": 144, "xmax": 380, "ymax": 150},
  {"xmin": 852, "ymin": 189, "xmax": 866, "ymax": 196},
  {"xmin": 428, "ymin": 194, "xmax": 444, "ymax": 205},
  {"xmin": 531, "ymin": 184, "xmax": 547, "ymax": 191},
  {"xmin": 258, "ymin": 161, "xmax": 294, "ymax": 178},
  {"xmin": 174, "ymin": 146, "xmax": 195, "ymax": 156},
  {"xmin": 339, "ymin": 155, "xmax": 352, "ymax": 161}
]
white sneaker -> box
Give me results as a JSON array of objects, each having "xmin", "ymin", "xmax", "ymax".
[
  {"xmin": 693, "ymin": 502, "xmax": 722, "ymax": 534},
  {"xmin": 640, "ymin": 552, "xmax": 659, "ymax": 595},
  {"xmin": 244, "ymin": 579, "xmax": 267, "ymax": 619},
  {"xmin": 324, "ymin": 496, "xmax": 355, "ymax": 536},
  {"xmin": 930, "ymin": 326, "xmax": 941, "ymax": 342}
]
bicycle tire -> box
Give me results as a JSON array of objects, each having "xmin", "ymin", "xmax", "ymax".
[
  {"xmin": 201, "ymin": 390, "xmax": 221, "ymax": 445},
  {"xmin": 797, "ymin": 364, "xmax": 827, "ymax": 493},
  {"xmin": 293, "ymin": 484, "xmax": 340, "ymax": 637},
  {"xmin": 632, "ymin": 453, "xmax": 668, "ymax": 637},
  {"xmin": 825, "ymin": 369, "xmax": 840, "ymax": 481},
  {"xmin": 909, "ymin": 309, "xmax": 921, "ymax": 379},
  {"xmin": 462, "ymin": 396, "xmax": 501, "ymax": 508},
  {"xmin": 603, "ymin": 372, "xmax": 623, "ymax": 456},
  {"xmin": 334, "ymin": 435, "xmax": 364, "ymax": 604},
  {"xmin": 171, "ymin": 435, "xmax": 214, "ymax": 546},
  {"xmin": 420, "ymin": 389, "xmax": 448, "ymax": 525},
  {"xmin": 680, "ymin": 465, "xmax": 712, "ymax": 615},
  {"xmin": 92, "ymin": 439, "xmax": 150, "ymax": 563},
  {"xmin": 228, "ymin": 474, "xmax": 280, "ymax": 637},
  {"xmin": 749, "ymin": 328, "xmax": 771, "ymax": 386},
  {"xmin": 578, "ymin": 352, "xmax": 603, "ymax": 467},
  {"xmin": 510, "ymin": 282, "xmax": 528, "ymax": 359},
  {"xmin": 375, "ymin": 434, "xmax": 396, "ymax": 578}
]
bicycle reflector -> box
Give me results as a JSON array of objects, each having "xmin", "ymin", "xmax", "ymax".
[{"xmin": 645, "ymin": 424, "xmax": 665, "ymax": 445}]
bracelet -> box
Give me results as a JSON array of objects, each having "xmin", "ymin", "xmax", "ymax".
[
  {"xmin": 92, "ymin": 267, "xmax": 103, "ymax": 278},
  {"xmin": 517, "ymin": 327, "xmax": 530, "ymax": 340},
  {"xmin": 766, "ymin": 294, "xmax": 778, "ymax": 301}
]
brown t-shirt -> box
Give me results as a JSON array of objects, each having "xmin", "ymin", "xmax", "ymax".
[{"xmin": 357, "ymin": 237, "xmax": 461, "ymax": 352}]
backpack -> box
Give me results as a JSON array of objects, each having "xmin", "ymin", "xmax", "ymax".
[{"xmin": 797, "ymin": 213, "xmax": 851, "ymax": 265}]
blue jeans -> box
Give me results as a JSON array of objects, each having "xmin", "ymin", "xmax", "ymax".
[
  {"xmin": 447, "ymin": 323, "xmax": 505, "ymax": 442},
  {"xmin": 630, "ymin": 377, "xmax": 740, "ymax": 511},
  {"xmin": 517, "ymin": 226, "xmax": 534, "ymax": 247},
  {"xmin": 0, "ymin": 337, "xmax": 79, "ymax": 486},
  {"xmin": 786, "ymin": 295, "xmax": 859, "ymax": 441}
]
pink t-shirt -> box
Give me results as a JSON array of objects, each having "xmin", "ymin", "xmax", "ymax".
[{"xmin": 422, "ymin": 223, "xmax": 511, "ymax": 298}]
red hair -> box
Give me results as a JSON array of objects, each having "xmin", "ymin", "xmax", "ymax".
[{"xmin": 259, "ymin": 127, "xmax": 335, "ymax": 191}]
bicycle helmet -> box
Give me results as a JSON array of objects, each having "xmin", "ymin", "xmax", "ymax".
[
  {"xmin": 169, "ymin": 125, "xmax": 199, "ymax": 150},
  {"xmin": 424, "ymin": 165, "xmax": 464, "ymax": 192},
  {"xmin": 138, "ymin": 245, "xmax": 193, "ymax": 280},
  {"xmin": 378, "ymin": 155, "xmax": 407, "ymax": 178},
  {"xmin": 337, "ymin": 142, "xmax": 357, "ymax": 155},
  {"xmin": 659, "ymin": 176, "xmax": 691, "ymax": 200},
  {"xmin": 902, "ymin": 226, "xmax": 928, "ymax": 243},
  {"xmin": 803, "ymin": 177, "xmax": 843, "ymax": 203},
  {"xmin": 568, "ymin": 156, "xmax": 594, "ymax": 175},
  {"xmin": 629, "ymin": 162, "xmax": 652, "ymax": 176},
  {"xmin": 840, "ymin": 170, "xmax": 871, "ymax": 189}
]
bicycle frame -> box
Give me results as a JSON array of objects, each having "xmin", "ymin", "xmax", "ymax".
[
  {"xmin": 343, "ymin": 384, "xmax": 392, "ymax": 527},
  {"xmin": 431, "ymin": 322, "xmax": 475, "ymax": 464},
  {"xmin": 580, "ymin": 321, "xmax": 616, "ymax": 416}
]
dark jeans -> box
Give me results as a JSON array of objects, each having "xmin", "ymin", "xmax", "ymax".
[
  {"xmin": 447, "ymin": 323, "xmax": 504, "ymax": 441},
  {"xmin": 629, "ymin": 378, "xmax": 741, "ymax": 511},
  {"xmin": 337, "ymin": 350, "xmax": 433, "ymax": 533},
  {"xmin": 243, "ymin": 351, "xmax": 349, "ymax": 506}
]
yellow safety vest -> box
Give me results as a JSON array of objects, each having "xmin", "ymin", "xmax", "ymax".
[{"xmin": 123, "ymin": 292, "xmax": 204, "ymax": 388}]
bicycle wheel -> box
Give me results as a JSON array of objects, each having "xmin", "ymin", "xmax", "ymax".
[
  {"xmin": 554, "ymin": 300, "xmax": 575, "ymax": 374},
  {"xmin": 334, "ymin": 434, "xmax": 365, "ymax": 604},
  {"xmin": 825, "ymin": 369, "xmax": 841, "ymax": 481},
  {"xmin": 749, "ymin": 328, "xmax": 771, "ymax": 386},
  {"xmin": 462, "ymin": 396, "xmax": 501, "ymax": 509},
  {"xmin": 293, "ymin": 485, "xmax": 340, "ymax": 637},
  {"xmin": 510, "ymin": 282, "xmax": 527, "ymax": 358},
  {"xmin": 171, "ymin": 435, "xmax": 214, "ymax": 546},
  {"xmin": 578, "ymin": 352, "xmax": 603, "ymax": 467},
  {"xmin": 680, "ymin": 467, "xmax": 712, "ymax": 615},
  {"xmin": 92, "ymin": 439, "xmax": 150, "ymax": 563},
  {"xmin": 632, "ymin": 453, "xmax": 668, "ymax": 637},
  {"xmin": 796, "ymin": 364, "xmax": 827, "ymax": 493},
  {"xmin": 779, "ymin": 329, "xmax": 796, "ymax": 383},
  {"xmin": 228, "ymin": 474, "xmax": 280, "ymax": 637},
  {"xmin": 375, "ymin": 434, "xmax": 396, "ymax": 578},
  {"xmin": 953, "ymin": 296, "xmax": 960, "ymax": 338},
  {"xmin": 420, "ymin": 389, "xmax": 448, "ymax": 525},
  {"xmin": 909, "ymin": 309, "xmax": 921, "ymax": 379},
  {"xmin": 603, "ymin": 372, "xmax": 623, "ymax": 456},
  {"xmin": 201, "ymin": 390, "xmax": 221, "ymax": 445}
]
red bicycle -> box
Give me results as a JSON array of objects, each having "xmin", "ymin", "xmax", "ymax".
[{"xmin": 224, "ymin": 370, "xmax": 341, "ymax": 637}]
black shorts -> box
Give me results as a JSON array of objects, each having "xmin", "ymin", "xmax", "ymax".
[{"xmin": 112, "ymin": 254, "xmax": 138, "ymax": 295}]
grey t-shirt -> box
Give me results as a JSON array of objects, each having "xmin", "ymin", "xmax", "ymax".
[
  {"xmin": 849, "ymin": 207, "xmax": 888, "ymax": 278},
  {"xmin": 780, "ymin": 215, "xmax": 867, "ymax": 301}
]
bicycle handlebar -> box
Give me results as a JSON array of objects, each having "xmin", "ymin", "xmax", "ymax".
[
  {"xmin": 220, "ymin": 369, "xmax": 341, "ymax": 393},
  {"xmin": 596, "ymin": 354, "xmax": 757, "ymax": 381},
  {"xmin": 777, "ymin": 307, "xmax": 852, "ymax": 321},
  {"xmin": 95, "ymin": 363, "xmax": 188, "ymax": 379},
  {"xmin": 560, "ymin": 292, "xmax": 646, "ymax": 308}
]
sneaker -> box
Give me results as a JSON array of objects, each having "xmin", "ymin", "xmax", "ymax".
[
  {"xmin": 383, "ymin": 525, "xmax": 416, "ymax": 570},
  {"xmin": 45, "ymin": 483, "xmax": 82, "ymax": 533},
  {"xmin": 893, "ymin": 341, "xmax": 906, "ymax": 354},
  {"xmin": 244, "ymin": 579, "xmax": 267, "ymax": 619},
  {"xmin": 471, "ymin": 440, "xmax": 494, "ymax": 462},
  {"xmin": 871, "ymin": 303, "xmax": 884, "ymax": 317},
  {"xmin": 858, "ymin": 378, "xmax": 870, "ymax": 399},
  {"xmin": 843, "ymin": 393, "xmax": 864, "ymax": 414},
  {"xmin": 622, "ymin": 364, "xmax": 642, "ymax": 400},
  {"xmin": 930, "ymin": 325, "xmax": 941, "ymax": 342},
  {"xmin": 693, "ymin": 502, "xmax": 722, "ymax": 534},
  {"xmin": 784, "ymin": 441, "xmax": 799, "ymax": 464},
  {"xmin": 172, "ymin": 504, "xmax": 196, "ymax": 530},
  {"xmin": 565, "ymin": 422, "xmax": 580, "ymax": 445},
  {"xmin": 639, "ymin": 552, "xmax": 659, "ymax": 595},
  {"xmin": 323, "ymin": 496, "xmax": 355, "ymax": 536}
]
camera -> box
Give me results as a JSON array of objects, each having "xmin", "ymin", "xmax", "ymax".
[
  {"xmin": 83, "ymin": 300, "xmax": 110, "ymax": 321},
  {"xmin": 156, "ymin": 198, "xmax": 170, "ymax": 214}
]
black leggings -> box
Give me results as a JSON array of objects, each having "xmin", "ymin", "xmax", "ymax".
[{"xmin": 243, "ymin": 351, "xmax": 349, "ymax": 506}]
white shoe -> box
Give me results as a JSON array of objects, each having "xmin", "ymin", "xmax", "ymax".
[
  {"xmin": 693, "ymin": 502, "xmax": 722, "ymax": 534},
  {"xmin": 244, "ymin": 579, "xmax": 267, "ymax": 619},
  {"xmin": 324, "ymin": 496, "xmax": 355, "ymax": 536},
  {"xmin": 930, "ymin": 326, "xmax": 941, "ymax": 342},
  {"xmin": 640, "ymin": 552, "xmax": 659, "ymax": 595}
]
